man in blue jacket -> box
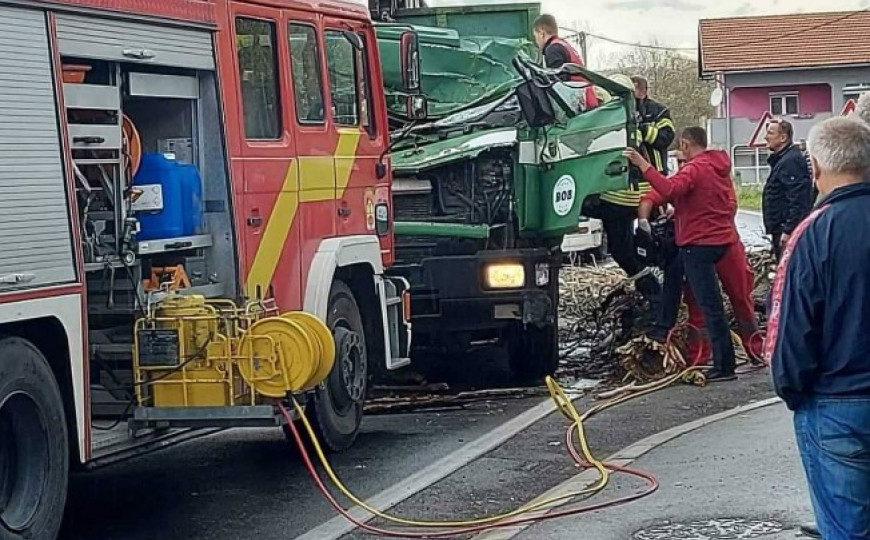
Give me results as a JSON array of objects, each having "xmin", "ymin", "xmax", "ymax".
[
  {"xmin": 766, "ymin": 117, "xmax": 870, "ymax": 540},
  {"xmin": 763, "ymin": 120, "xmax": 814, "ymax": 260}
]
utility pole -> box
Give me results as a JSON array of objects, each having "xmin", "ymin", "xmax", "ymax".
[{"xmin": 578, "ymin": 31, "xmax": 588, "ymax": 64}]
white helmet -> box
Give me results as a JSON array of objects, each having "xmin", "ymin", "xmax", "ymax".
[{"xmin": 609, "ymin": 74, "xmax": 634, "ymax": 91}]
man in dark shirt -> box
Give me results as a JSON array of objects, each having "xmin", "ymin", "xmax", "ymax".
[
  {"xmin": 767, "ymin": 117, "xmax": 870, "ymax": 540},
  {"xmin": 762, "ymin": 120, "xmax": 814, "ymax": 260}
]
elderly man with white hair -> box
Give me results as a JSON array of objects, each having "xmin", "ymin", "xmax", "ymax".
[
  {"xmin": 855, "ymin": 91, "xmax": 870, "ymax": 127},
  {"xmin": 766, "ymin": 116, "xmax": 870, "ymax": 540}
]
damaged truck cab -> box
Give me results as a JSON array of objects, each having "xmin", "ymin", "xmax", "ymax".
[{"xmin": 374, "ymin": 3, "xmax": 636, "ymax": 380}]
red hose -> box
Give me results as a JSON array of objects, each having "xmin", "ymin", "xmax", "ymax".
[
  {"xmin": 279, "ymin": 404, "xmax": 660, "ymax": 538},
  {"xmin": 666, "ymin": 323, "xmax": 705, "ymax": 367}
]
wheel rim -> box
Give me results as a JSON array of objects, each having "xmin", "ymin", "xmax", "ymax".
[
  {"xmin": 329, "ymin": 327, "xmax": 366, "ymax": 415},
  {"xmin": 0, "ymin": 392, "xmax": 50, "ymax": 532}
]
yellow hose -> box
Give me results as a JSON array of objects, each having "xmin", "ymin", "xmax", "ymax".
[{"xmin": 290, "ymin": 369, "xmax": 700, "ymax": 528}]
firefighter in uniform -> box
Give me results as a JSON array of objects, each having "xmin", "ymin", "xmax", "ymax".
[{"xmin": 598, "ymin": 75, "xmax": 675, "ymax": 304}]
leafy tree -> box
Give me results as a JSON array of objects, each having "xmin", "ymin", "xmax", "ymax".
[{"xmin": 605, "ymin": 45, "xmax": 715, "ymax": 137}]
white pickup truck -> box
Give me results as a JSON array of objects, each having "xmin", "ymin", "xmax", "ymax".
[{"xmin": 561, "ymin": 217, "xmax": 605, "ymax": 264}]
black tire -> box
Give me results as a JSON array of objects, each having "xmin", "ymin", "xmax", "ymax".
[
  {"xmin": 308, "ymin": 280, "xmax": 367, "ymax": 452},
  {"xmin": 0, "ymin": 337, "xmax": 68, "ymax": 540},
  {"xmin": 507, "ymin": 323, "xmax": 559, "ymax": 384}
]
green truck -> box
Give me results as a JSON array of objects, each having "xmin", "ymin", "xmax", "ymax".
[{"xmin": 373, "ymin": 2, "xmax": 636, "ymax": 381}]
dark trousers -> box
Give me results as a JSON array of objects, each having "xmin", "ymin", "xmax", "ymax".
[
  {"xmin": 795, "ymin": 397, "xmax": 870, "ymax": 540},
  {"xmin": 599, "ymin": 201, "xmax": 661, "ymax": 300},
  {"xmin": 655, "ymin": 252, "xmax": 684, "ymax": 334},
  {"xmin": 771, "ymin": 232, "xmax": 783, "ymax": 261},
  {"xmin": 681, "ymin": 245, "xmax": 735, "ymax": 374},
  {"xmin": 653, "ymin": 241, "xmax": 760, "ymax": 364}
]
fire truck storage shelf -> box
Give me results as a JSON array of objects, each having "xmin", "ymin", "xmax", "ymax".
[{"xmin": 65, "ymin": 55, "xmax": 238, "ymax": 424}]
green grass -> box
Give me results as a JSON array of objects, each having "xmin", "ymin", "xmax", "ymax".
[{"xmin": 735, "ymin": 184, "xmax": 763, "ymax": 211}]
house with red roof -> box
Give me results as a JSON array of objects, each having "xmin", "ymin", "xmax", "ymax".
[{"xmin": 699, "ymin": 10, "xmax": 870, "ymax": 183}]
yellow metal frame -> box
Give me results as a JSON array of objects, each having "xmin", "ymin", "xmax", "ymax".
[{"xmin": 132, "ymin": 295, "xmax": 333, "ymax": 409}]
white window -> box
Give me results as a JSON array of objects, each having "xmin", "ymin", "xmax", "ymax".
[
  {"xmin": 843, "ymin": 83, "xmax": 870, "ymax": 103},
  {"xmin": 770, "ymin": 93, "xmax": 799, "ymax": 116},
  {"xmin": 732, "ymin": 145, "xmax": 772, "ymax": 186}
]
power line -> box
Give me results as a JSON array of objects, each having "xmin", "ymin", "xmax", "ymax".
[
  {"xmin": 560, "ymin": 8, "xmax": 870, "ymax": 54},
  {"xmin": 590, "ymin": 32, "xmax": 696, "ymax": 52},
  {"xmin": 559, "ymin": 27, "xmax": 696, "ymax": 52}
]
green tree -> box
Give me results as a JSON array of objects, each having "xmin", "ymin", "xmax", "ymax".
[{"xmin": 606, "ymin": 45, "xmax": 714, "ymax": 136}]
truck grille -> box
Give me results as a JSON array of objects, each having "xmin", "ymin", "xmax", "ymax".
[{"xmin": 393, "ymin": 193, "xmax": 433, "ymax": 221}]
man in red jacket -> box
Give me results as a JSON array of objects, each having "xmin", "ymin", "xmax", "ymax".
[
  {"xmin": 626, "ymin": 127, "xmax": 751, "ymax": 382},
  {"xmin": 532, "ymin": 14, "xmax": 599, "ymax": 109}
]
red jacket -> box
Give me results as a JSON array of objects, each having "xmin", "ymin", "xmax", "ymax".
[
  {"xmin": 543, "ymin": 37, "xmax": 599, "ymax": 109},
  {"xmin": 642, "ymin": 150, "xmax": 738, "ymax": 247}
]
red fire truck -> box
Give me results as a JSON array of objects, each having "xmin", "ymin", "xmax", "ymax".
[{"xmin": 0, "ymin": 1, "xmax": 417, "ymax": 538}]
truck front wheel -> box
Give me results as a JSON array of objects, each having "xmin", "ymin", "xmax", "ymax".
[
  {"xmin": 506, "ymin": 324, "xmax": 559, "ymax": 384},
  {"xmin": 0, "ymin": 337, "xmax": 68, "ymax": 540},
  {"xmin": 309, "ymin": 280, "xmax": 367, "ymax": 452}
]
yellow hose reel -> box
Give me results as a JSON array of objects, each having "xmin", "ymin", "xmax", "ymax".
[
  {"xmin": 237, "ymin": 313, "xmax": 336, "ymax": 397},
  {"xmin": 134, "ymin": 294, "xmax": 336, "ymax": 407}
]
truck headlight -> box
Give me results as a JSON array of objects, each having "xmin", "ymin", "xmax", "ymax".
[
  {"xmin": 535, "ymin": 263, "xmax": 550, "ymax": 287},
  {"xmin": 485, "ymin": 264, "xmax": 525, "ymax": 289}
]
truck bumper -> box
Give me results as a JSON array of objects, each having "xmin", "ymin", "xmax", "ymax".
[
  {"xmin": 561, "ymin": 218, "xmax": 604, "ymax": 253},
  {"xmin": 388, "ymin": 249, "xmax": 557, "ymax": 338}
]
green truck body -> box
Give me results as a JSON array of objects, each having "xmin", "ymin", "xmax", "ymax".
[
  {"xmin": 385, "ymin": 3, "xmax": 541, "ymax": 40},
  {"xmin": 373, "ymin": 2, "xmax": 635, "ymax": 381}
]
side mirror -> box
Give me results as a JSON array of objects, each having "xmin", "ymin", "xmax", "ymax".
[
  {"xmin": 400, "ymin": 31, "xmax": 421, "ymax": 93},
  {"xmin": 406, "ymin": 94, "xmax": 428, "ymax": 121}
]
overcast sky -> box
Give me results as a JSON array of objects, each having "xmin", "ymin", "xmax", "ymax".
[{"xmin": 396, "ymin": 0, "xmax": 870, "ymax": 68}]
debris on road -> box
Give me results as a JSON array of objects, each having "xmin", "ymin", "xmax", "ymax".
[
  {"xmin": 364, "ymin": 387, "xmax": 549, "ymax": 415},
  {"xmin": 558, "ymin": 250, "xmax": 774, "ymax": 385}
]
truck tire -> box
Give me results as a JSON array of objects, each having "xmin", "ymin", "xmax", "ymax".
[
  {"xmin": 507, "ymin": 324, "xmax": 559, "ymax": 384},
  {"xmin": 0, "ymin": 337, "xmax": 68, "ymax": 540},
  {"xmin": 308, "ymin": 280, "xmax": 367, "ymax": 452}
]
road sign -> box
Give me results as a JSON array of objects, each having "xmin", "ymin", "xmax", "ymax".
[
  {"xmin": 841, "ymin": 99, "xmax": 856, "ymax": 116},
  {"xmin": 748, "ymin": 111, "xmax": 774, "ymax": 148}
]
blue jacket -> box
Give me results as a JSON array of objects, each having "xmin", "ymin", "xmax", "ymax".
[
  {"xmin": 763, "ymin": 144, "xmax": 814, "ymax": 235},
  {"xmin": 768, "ymin": 183, "xmax": 870, "ymax": 410}
]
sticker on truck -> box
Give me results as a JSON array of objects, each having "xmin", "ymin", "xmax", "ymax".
[{"xmin": 553, "ymin": 175, "xmax": 576, "ymax": 217}]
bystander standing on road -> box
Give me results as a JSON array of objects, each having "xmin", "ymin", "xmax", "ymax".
[
  {"xmin": 855, "ymin": 91, "xmax": 870, "ymax": 127},
  {"xmin": 762, "ymin": 120, "xmax": 814, "ymax": 260},
  {"xmin": 625, "ymin": 127, "xmax": 744, "ymax": 382},
  {"xmin": 799, "ymin": 139, "xmax": 819, "ymax": 203},
  {"xmin": 766, "ymin": 117, "xmax": 870, "ymax": 540}
]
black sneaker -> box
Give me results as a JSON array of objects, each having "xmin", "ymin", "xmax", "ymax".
[{"xmin": 704, "ymin": 369, "xmax": 737, "ymax": 383}]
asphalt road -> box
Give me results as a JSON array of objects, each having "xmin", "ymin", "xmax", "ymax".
[
  {"xmin": 62, "ymin": 367, "xmax": 775, "ymax": 540},
  {"xmin": 343, "ymin": 369, "xmax": 775, "ymax": 540},
  {"xmin": 512, "ymin": 402, "xmax": 810, "ymax": 540},
  {"xmin": 63, "ymin": 385, "xmax": 539, "ymax": 539},
  {"xmin": 735, "ymin": 209, "xmax": 767, "ymax": 249},
  {"xmin": 60, "ymin": 209, "xmax": 772, "ymax": 540}
]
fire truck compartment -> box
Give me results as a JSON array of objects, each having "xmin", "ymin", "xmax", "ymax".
[{"xmin": 60, "ymin": 39, "xmax": 239, "ymax": 431}]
